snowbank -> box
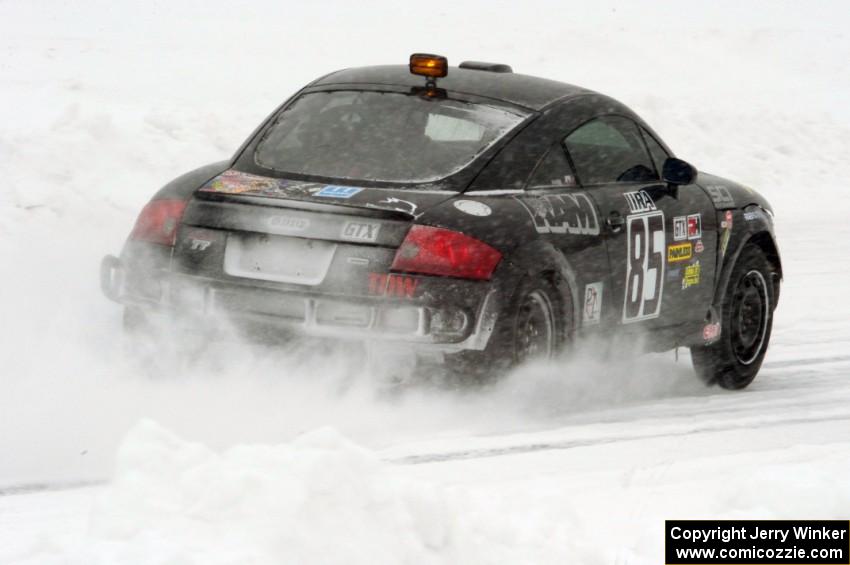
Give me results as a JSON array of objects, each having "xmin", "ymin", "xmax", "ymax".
[
  {"xmin": 17, "ymin": 421, "xmax": 560, "ymax": 565},
  {"xmin": 79, "ymin": 421, "xmax": 452, "ymax": 565},
  {"xmin": 11, "ymin": 420, "xmax": 850, "ymax": 565}
]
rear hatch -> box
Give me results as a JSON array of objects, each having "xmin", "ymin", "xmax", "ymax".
[{"xmin": 173, "ymin": 169, "xmax": 455, "ymax": 299}]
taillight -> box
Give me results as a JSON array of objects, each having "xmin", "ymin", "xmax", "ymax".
[
  {"xmin": 391, "ymin": 225, "xmax": 502, "ymax": 281},
  {"xmin": 128, "ymin": 199, "xmax": 187, "ymax": 246}
]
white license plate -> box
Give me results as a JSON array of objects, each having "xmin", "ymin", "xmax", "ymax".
[{"xmin": 224, "ymin": 234, "xmax": 336, "ymax": 285}]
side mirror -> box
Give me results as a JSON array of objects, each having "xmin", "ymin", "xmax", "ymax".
[{"xmin": 662, "ymin": 157, "xmax": 697, "ymax": 186}]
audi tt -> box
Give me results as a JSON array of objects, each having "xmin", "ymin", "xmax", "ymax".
[{"xmin": 101, "ymin": 53, "xmax": 782, "ymax": 388}]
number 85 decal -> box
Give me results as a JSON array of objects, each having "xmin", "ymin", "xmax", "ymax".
[{"xmin": 623, "ymin": 212, "xmax": 665, "ymax": 322}]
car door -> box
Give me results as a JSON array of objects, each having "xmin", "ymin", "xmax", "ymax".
[
  {"xmin": 514, "ymin": 144, "xmax": 613, "ymax": 329},
  {"xmin": 563, "ymin": 115, "xmax": 717, "ymax": 331},
  {"xmin": 636, "ymin": 126, "xmax": 718, "ymax": 329}
]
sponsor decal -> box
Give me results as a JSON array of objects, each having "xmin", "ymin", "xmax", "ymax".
[
  {"xmin": 667, "ymin": 242, "xmax": 693, "ymax": 263},
  {"xmin": 703, "ymin": 322, "xmax": 721, "ymax": 341},
  {"xmin": 673, "ymin": 216, "xmax": 688, "ymax": 241},
  {"xmin": 368, "ymin": 273, "xmax": 418, "ymax": 298},
  {"xmin": 671, "ymin": 214, "xmax": 699, "ymax": 241},
  {"xmin": 583, "ymin": 282, "xmax": 604, "ymax": 325},
  {"xmin": 515, "ymin": 193, "xmax": 600, "ymax": 236},
  {"xmin": 706, "ymin": 184, "xmax": 735, "ymax": 207},
  {"xmin": 682, "ymin": 261, "xmax": 701, "ymax": 289},
  {"xmin": 719, "ymin": 210, "xmax": 733, "ymax": 260},
  {"xmin": 694, "ymin": 239, "xmax": 705, "ymax": 254},
  {"xmin": 316, "ymin": 185, "xmax": 363, "ymax": 199},
  {"xmin": 744, "ymin": 211, "xmax": 759, "ymax": 221},
  {"xmin": 623, "ymin": 211, "xmax": 665, "ymax": 323},
  {"xmin": 200, "ymin": 170, "xmax": 338, "ymax": 199},
  {"xmin": 666, "ymin": 267, "xmax": 682, "ymax": 281},
  {"xmin": 190, "ymin": 239, "xmax": 211, "ymax": 251},
  {"xmin": 341, "ymin": 221, "xmax": 381, "ymax": 242},
  {"xmin": 687, "ymin": 213, "xmax": 702, "ymax": 239},
  {"xmin": 201, "ymin": 169, "xmax": 284, "ymax": 194},
  {"xmin": 624, "ymin": 190, "xmax": 656, "ymax": 213},
  {"xmin": 268, "ymin": 215, "xmax": 309, "ymax": 231},
  {"xmin": 453, "ymin": 200, "xmax": 492, "ymax": 217}
]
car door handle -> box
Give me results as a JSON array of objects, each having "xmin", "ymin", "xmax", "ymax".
[{"xmin": 607, "ymin": 211, "xmax": 625, "ymax": 232}]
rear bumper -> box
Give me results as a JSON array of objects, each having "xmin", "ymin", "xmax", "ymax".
[{"xmin": 101, "ymin": 254, "xmax": 501, "ymax": 352}]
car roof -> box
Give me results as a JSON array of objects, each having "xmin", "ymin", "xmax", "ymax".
[{"xmin": 311, "ymin": 65, "xmax": 594, "ymax": 111}]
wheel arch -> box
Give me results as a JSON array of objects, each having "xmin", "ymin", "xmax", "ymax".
[
  {"xmin": 748, "ymin": 230, "xmax": 782, "ymax": 305},
  {"xmin": 502, "ymin": 239, "xmax": 579, "ymax": 335},
  {"xmin": 713, "ymin": 209, "xmax": 782, "ymax": 313}
]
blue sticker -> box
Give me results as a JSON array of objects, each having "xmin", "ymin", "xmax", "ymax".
[{"xmin": 316, "ymin": 185, "xmax": 363, "ymax": 199}]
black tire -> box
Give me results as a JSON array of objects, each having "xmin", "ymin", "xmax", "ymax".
[
  {"xmin": 691, "ymin": 244, "xmax": 775, "ymax": 389},
  {"xmin": 446, "ymin": 274, "xmax": 572, "ymax": 380}
]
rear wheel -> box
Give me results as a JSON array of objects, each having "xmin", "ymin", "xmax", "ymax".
[
  {"xmin": 691, "ymin": 244, "xmax": 775, "ymax": 389},
  {"xmin": 447, "ymin": 275, "xmax": 571, "ymax": 380},
  {"xmin": 515, "ymin": 288, "xmax": 558, "ymax": 364}
]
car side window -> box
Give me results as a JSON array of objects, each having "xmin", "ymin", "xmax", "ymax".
[
  {"xmin": 564, "ymin": 116, "xmax": 657, "ymax": 185},
  {"xmin": 640, "ymin": 127, "xmax": 670, "ymax": 176},
  {"xmin": 526, "ymin": 145, "xmax": 578, "ymax": 188}
]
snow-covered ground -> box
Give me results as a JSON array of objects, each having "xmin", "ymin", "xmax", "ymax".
[{"xmin": 1, "ymin": 1, "xmax": 849, "ymax": 563}]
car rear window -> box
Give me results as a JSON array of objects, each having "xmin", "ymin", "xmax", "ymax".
[{"xmin": 254, "ymin": 90, "xmax": 528, "ymax": 184}]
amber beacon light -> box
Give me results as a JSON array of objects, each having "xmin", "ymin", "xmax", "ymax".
[{"xmin": 409, "ymin": 53, "xmax": 448, "ymax": 78}]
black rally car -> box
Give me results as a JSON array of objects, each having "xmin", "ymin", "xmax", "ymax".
[{"xmin": 101, "ymin": 54, "xmax": 782, "ymax": 388}]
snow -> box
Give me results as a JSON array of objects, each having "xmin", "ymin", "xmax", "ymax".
[
  {"xmin": 5, "ymin": 413, "xmax": 850, "ymax": 564},
  {"xmin": 2, "ymin": 0, "xmax": 850, "ymax": 563},
  {"xmin": 75, "ymin": 422, "xmax": 454, "ymax": 565}
]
